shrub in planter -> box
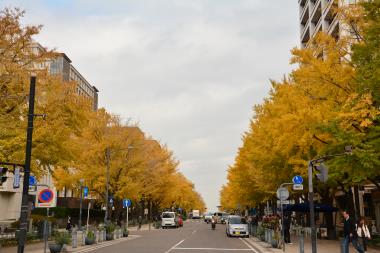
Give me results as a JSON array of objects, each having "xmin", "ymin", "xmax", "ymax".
[
  {"xmin": 49, "ymin": 232, "xmax": 70, "ymax": 253},
  {"xmin": 85, "ymin": 230, "xmax": 96, "ymax": 245},
  {"xmin": 106, "ymin": 223, "xmax": 115, "ymax": 241},
  {"xmin": 256, "ymin": 225, "xmax": 265, "ymax": 241},
  {"xmin": 123, "ymin": 228, "xmax": 129, "ymax": 237}
]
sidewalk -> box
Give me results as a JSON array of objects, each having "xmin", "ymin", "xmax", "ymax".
[
  {"xmin": 0, "ymin": 224, "xmax": 152, "ymax": 253},
  {"xmin": 246, "ymin": 236, "xmax": 380, "ymax": 253}
]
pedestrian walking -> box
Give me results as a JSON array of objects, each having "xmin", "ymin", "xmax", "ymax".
[
  {"xmin": 342, "ymin": 210, "xmax": 364, "ymax": 253},
  {"xmin": 283, "ymin": 213, "xmax": 292, "ymax": 244},
  {"xmin": 138, "ymin": 215, "xmax": 142, "ymax": 230},
  {"xmin": 66, "ymin": 216, "xmax": 72, "ymax": 232},
  {"xmin": 357, "ymin": 217, "xmax": 371, "ymax": 253}
]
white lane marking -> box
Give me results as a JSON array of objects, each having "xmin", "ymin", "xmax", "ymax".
[
  {"xmin": 173, "ymin": 248, "xmax": 252, "ymax": 251},
  {"xmin": 240, "ymin": 238, "xmax": 259, "ymax": 253},
  {"xmin": 192, "ymin": 230, "xmax": 197, "ymax": 234},
  {"xmin": 165, "ymin": 239, "xmax": 185, "ymax": 253}
]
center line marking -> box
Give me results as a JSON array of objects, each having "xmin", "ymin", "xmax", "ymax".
[
  {"xmin": 165, "ymin": 239, "xmax": 185, "ymax": 253},
  {"xmin": 240, "ymin": 238, "xmax": 259, "ymax": 253},
  {"xmin": 192, "ymin": 230, "xmax": 197, "ymax": 234}
]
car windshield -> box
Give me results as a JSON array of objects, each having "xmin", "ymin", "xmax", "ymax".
[
  {"xmin": 229, "ymin": 217, "xmax": 246, "ymax": 224},
  {"xmin": 162, "ymin": 213, "xmax": 174, "ymax": 218}
]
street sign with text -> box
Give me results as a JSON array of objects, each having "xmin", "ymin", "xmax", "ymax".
[
  {"xmin": 13, "ymin": 167, "xmax": 21, "ymax": 189},
  {"xmin": 293, "ymin": 184, "xmax": 304, "ymax": 190}
]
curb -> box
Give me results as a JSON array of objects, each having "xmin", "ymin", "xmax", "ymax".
[
  {"xmin": 244, "ymin": 237, "xmax": 281, "ymax": 253},
  {"xmin": 67, "ymin": 235, "xmax": 140, "ymax": 253}
]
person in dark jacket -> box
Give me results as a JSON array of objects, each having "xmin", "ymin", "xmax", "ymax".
[
  {"xmin": 283, "ymin": 213, "xmax": 292, "ymax": 244},
  {"xmin": 342, "ymin": 210, "xmax": 364, "ymax": 253}
]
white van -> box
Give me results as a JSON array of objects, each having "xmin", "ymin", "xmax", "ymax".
[{"xmin": 161, "ymin": 211, "xmax": 177, "ymax": 228}]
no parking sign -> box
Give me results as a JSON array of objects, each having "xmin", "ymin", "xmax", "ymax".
[{"xmin": 36, "ymin": 188, "xmax": 57, "ymax": 208}]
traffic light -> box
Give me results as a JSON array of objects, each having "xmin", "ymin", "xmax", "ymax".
[
  {"xmin": 0, "ymin": 167, "xmax": 8, "ymax": 185},
  {"xmin": 315, "ymin": 163, "xmax": 328, "ymax": 183}
]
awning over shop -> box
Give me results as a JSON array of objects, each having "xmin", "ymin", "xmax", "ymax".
[{"xmin": 283, "ymin": 203, "xmax": 339, "ymax": 213}]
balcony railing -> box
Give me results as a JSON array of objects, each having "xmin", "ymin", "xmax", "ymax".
[{"xmin": 312, "ymin": 17, "xmax": 323, "ymax": 38}]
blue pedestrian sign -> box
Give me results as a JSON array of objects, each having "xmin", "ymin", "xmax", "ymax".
[
  {"xmin": 83, "ymin": 187, "xmax": 89, "ymax": 198},
  {"xmin": 292, "ymin": 175, "xmax": 303, "ymax": 185},
  {"xmin": 29, "ymin": 176, "xmax": 36, "ymax": 186},
  {"xmin": 123, "ymin": 199, "xmax": 132, "ymax": 208}
]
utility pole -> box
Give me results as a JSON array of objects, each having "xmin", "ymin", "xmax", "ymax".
[
  {"xmin": 104, "ymin": 148, "xmax": 111, "ymax": 224},
  {"xmin": 308, "ymin": 161, "xmax": 317, "ymax": 253},
  {"xmin": 18, "ymin": 76, "xmax": 36, "ymax": 253},
  {"xmin": 307, "ymin": 147, "xmax": 352, "ymax": 253},
  {"xmin": 79, "ymin": 178, "xmax": 84, "ymax": 230}
]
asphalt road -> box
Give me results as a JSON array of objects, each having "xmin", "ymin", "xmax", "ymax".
[{"xmin": 87, "ymin": 220, "xmax": 261, "ymax": 253}]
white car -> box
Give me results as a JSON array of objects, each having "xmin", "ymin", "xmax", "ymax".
[
  {"xmin": 161, "ymin": 212, "xmax": 178, "ymax": 228},
  {"xmin": 226, "ymin": 215, "xmax": 249, "ymax": 238},
  {"xmin": 204, "ymin": 212, "xmax": 213, "ymax": 223}
]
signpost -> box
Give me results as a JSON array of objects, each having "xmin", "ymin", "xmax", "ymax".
[
  {"xmin": 123, "ymin": 199, "xmax": 132, "ymax": 231},
  {"xmin": 277, "ymin": 184, "xmax": 292, "ymax": 253},
  {"xmin": 35, "ymin": 187, "xmax": 56, "ymax": 253},
  {"xmin": 292, "ymin": 175, "xmax": 304, "ymax": 191},
  {"xmin": 276, "ymin": 187, "xmax": 289, "ymax": 201}
]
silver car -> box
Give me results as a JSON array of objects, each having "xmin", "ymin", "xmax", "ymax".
[{"xmin": 226, "ymin": 215, "xmax": 249, "ymax": 238}]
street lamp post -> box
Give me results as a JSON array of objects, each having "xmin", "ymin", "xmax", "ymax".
[
  {"xmin": 308, "ymin": 161, "xmax": 317, "ymax": 253},
  {"xmin": 307, "ymin": 146, "xmax": 352, "ymax": 253},
  {"xmin": 18, "ymin": 76, "xmax": 36, "ymax": 253},
  {"xmin": 79, "ymin": 178, "xmax": 84, "ymax": 230},
  {"xmin": 104, "ymin": 148, "xmax": 111, "ymax": 224},
  {"xmin": 104, "ymin": 145, "xmax": 134, "ymax": 224}
]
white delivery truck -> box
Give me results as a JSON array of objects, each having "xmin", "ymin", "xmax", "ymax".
[{"xmin": 192, "ymin": 210, "xmax": 200, "ymax": 219}]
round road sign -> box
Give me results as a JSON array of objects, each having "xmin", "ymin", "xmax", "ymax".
[
  {"xmin": 292, "ymin": 175, "xmax": 303, "ymax": 185},
  {"xmin": 38, "ymin": 189, "xmax": 54, "ymax": 203},
  {"xmin": 276, "ymin": 187, "xmax": 289, "ymax": 201}
]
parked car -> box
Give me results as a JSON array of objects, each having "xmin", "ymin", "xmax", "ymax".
[
  {"xmin": 226, "ymin": 215, "xmax": 249, "ymax": 238},
  {"xmin": 161, "ymin": 212, "xmax": 178, "ymax": 228}
]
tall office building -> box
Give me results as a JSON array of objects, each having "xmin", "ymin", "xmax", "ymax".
[
  {"xmin": 31, "ymin": 42, "xmax": 99, "ymax": 110},
  {"xmin": 298, "ymin": 0, "xmax": 357, "ymax": 48}
]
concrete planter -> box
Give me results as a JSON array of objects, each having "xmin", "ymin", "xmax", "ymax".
[{"xmin": 48, "ymin": 243, "xmax": 63, "ymax": 253}]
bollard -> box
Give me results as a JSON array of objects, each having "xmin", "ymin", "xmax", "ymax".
[
  {"xmin": 299, "ymin": 229, "xmax": 304, "ymax": 253},
  {"xmin": 82, "ymin": 231, "xmax": 86, "ymax": 246},
  {"xmin": 72, "ymin": 231, "xmax": 77, "ymax": 248}
]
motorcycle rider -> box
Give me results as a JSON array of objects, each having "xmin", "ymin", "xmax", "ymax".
[{"xmin": 211, "ymin": 215, "xmax": 217, "ymax": 229}]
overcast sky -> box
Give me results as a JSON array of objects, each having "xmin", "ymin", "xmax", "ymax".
[{"xmin": 1, "ymin": 0, "xmax": 300, "ymax": 211}]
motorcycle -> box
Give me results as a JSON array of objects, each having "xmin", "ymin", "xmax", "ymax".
[{"xmin": 211, "ymin": 220, "xmax": 216, "ymax": 230}]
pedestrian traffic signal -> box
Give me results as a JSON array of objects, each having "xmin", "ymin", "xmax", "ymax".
[
  {"xmin": 0, "ymin": 167, "xmax": 8, "ymax": 185},
  {"xmin": 315, "ymin": 163, "xmax": 328, "ymax": 183}
]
